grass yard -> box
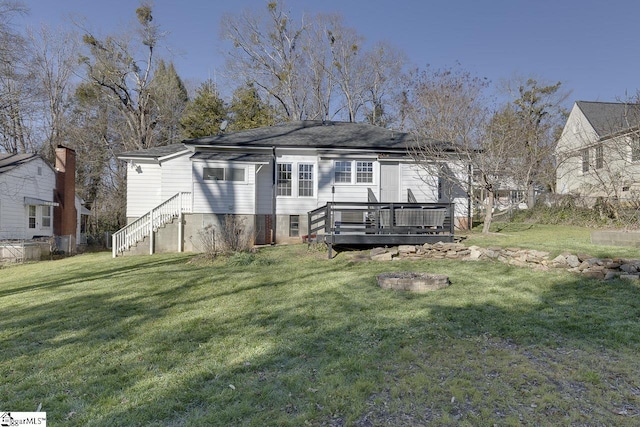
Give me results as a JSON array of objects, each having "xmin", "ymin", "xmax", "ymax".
[
  {"xmin": 463, "ymin": 222, "xmax": 640, "ymax": 259},
  {"xmin": 1, "ymin": 234, "xmax": 640, "ymax": 425}
]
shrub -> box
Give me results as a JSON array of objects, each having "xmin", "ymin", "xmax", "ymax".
[
  {"xmin": 197, "ymin": 224, "xmax": 218, "ymax": 259},
  {"xmin": 197, "ymin": 215, "xmax": 254, "ymax": 258},
  {"xmin": 219, "ymin": 214, "xmax": 253, "ymax": 253}
]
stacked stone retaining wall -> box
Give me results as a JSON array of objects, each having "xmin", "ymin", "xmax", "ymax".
[{"xmin": 369, "ymin": 242, "xmax": 640, "ymax": 281}]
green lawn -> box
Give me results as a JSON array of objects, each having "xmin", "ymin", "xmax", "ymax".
[
  {"xmin": 1, "ymin": 237, "xmax": 640, "ymax": 425},
  {"xmin": 463, "ymin": 222, "xmax": 640, "ymax": 258}
]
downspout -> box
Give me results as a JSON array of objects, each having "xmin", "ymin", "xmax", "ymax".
[{"xmin": 271, "ymin": 146, "xmax": 277, "ymax": 245}]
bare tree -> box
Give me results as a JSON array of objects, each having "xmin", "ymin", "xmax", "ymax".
[
  {"xmin": 0, "ymin": 1, "xmax": 36, "ymax": 153},
  {"xmin": 27, "ymin": 25, "xmax": 79, "ymax": 159},
  {"xmin": 221, "ymin": 1, "xmax": 312, "ymax": 120},
  {"xmin": 502, "ymin": 78, "xmax": 569, "ymax": 207},
  {"xmin": 221, "ymin": 1, "xmax": 406, "ymax": 124},
  {"xmin": 79, "ymin": 2, "xmax": 161, "ymax": 151},
  {"xmin": 405, "ymin": 64, "xmax": 520, "ymax": 233},
  {"xmin": 361, "ymin": 42, "xmax": 405, "ymax": 127}
]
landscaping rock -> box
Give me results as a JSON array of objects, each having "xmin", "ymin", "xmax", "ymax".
[
  {"xmin": 620, "ymin": 264, "xmax": 638, "ymax": 274},
  {"xmin": 566, "ymin": 255, "xmax": 581, "ymax": 268},
  {"xmin": 366, "ymin": 242, "xmax": 640, "ymax": 281},
  {"xmin": 371, "ymin": 252, "xmax": 393, "ymax": 262},
  {"xmin": 370, "ymin": 247, "xmax": 387, "ymax": 256},
  {"xmin": 604, "ymin": 271, "xmax": 619, "ymax": 281},
  {"xmin": 398, "ymin": 245, "xmax": 417, "ymax": 254}
]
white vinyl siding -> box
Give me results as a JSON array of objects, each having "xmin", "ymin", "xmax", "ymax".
[
  {"xmin": 193, "ymin": 162, "xmax": 256, "ymax": 214},
  {"xmin": 317, "ymin": 158, "xmax": 376, "ymax": 203},
  {"xmin": 0, "ymin": 157, "xmax": 56, "ymax": 240},
  {"xmin": 161, "ymin": 152, "xmax": 192, "ymax": 201},
  {"xmin": 126, "ymin": 161, "xmax": 162, "ymax": 218},
  {"xmin": 276, "ymin": 155, "xmax": 318, "ymax": 214},
  {"xmin": 401, "ymin": 164, "xmax": 439, "ymax": 202}
]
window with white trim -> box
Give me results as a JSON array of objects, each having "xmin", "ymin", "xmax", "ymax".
[
  {"xmin": 356, "ymin": 161, "xmax": 373, "ymax": 183},
  {"xmin": 595, "ymin": 145, "xmax": 603, "ymax": 169},
  {"xmin": 203, "ymin": 167, "xmax": 245, "ymax": 182},
  {"xmin": 28, "ymin": 205, "xmax": 36, "ymax": 229},
  {"xmin": 298, "ymin": 164, "xmax": 314, "ymax": 197},
  {"xmin": 277, "ymin": 163, "xmax": 292, "ymax": 196},
  {"xmin": 334, "ymin": 161, "xmax": 351, "ymax": 183},
  {"xmin": 581, "ymin": 148, "xmax": 590, "ymax": 173},
  {"xmin": 41, "ymin": 206, "xmax": 51, "ymax": 228}
]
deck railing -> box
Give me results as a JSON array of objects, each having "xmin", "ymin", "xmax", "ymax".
[
  {"xmin": 112, "ymin": 192, "xmax": 192, "ymax": 257},
  {"xmin": 308, "ymin": 201, "xmax": 455, "ymax": 257},
  {"xmin": 309, "ymin": 202, "xmax": 454, "ymax": 237}
]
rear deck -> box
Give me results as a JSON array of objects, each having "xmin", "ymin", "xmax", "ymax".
[{"xmin": 307, "ymin": 202, "xmax": 455, "ymax": 257}]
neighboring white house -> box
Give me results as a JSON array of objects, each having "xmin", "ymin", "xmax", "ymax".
[
  {"xmin": 556, "ymin": 101, "xmax": 640, "ymax": 203},
  {"xmin": 116, "ymin": 121, "xmax": 470, "ymax": 254},
  {"xmin": 0, "ymin": 148, "xmax": 90, "ymax": 263},
  {"xmin": 0, "ymin": 153, "xmax": 59, "ymax": 240}
]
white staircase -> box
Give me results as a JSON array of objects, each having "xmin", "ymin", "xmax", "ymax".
[{"xmin": 112, "ymin": 192, "xmax": 192, "ymax": 257}]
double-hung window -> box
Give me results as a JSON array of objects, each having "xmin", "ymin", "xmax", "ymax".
[
  {"xmin": 28, "ymin": 206, "xmax": 36, "ymax": 229},
  {"xmin": 334, "ymin": 161, "xmax": 351, "ymax": 183},
  {"xmin": 356, "ymin": 161, "xmax": 373, "ymax": 183},
  {"xmin": 277, "ymin": 164, "xmax": 292, "ymax": 196},
  {"xmin": 581, "ymin": 148, "xmax": 590, "ymax": 173},
  {"xmin": 41, "ymin": 206, "xmax": 51, "ymax": 228},
  {"xmin": 334, "ymin": 160, "xmax": 374, "ymax": 184},
  {"xmin": 298, "ymin": 164, "xmax": 314, "ymax": 197},
  {"xmin": 595, "ymin": 145, "xmax": 604, "ymax": 169}
]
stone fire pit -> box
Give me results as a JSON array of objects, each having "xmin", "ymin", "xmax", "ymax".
[{"xmin": 377, "ymin": 272, "xmax": 450, "ymax": 292}]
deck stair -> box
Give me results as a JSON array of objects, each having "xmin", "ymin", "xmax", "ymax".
[{"xmin": 112, "ymin": 192, "xmax": 192, "ymax": 257}]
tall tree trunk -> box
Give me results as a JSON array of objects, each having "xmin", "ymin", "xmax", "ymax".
[
  {"xmin": 482, "ymin": 190, "xmax": 495, "ymax": 234},
  {"xmin": 527, "ymin": 182, "xmax": 536, "ymax": 208}
]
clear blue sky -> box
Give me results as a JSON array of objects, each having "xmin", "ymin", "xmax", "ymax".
[{"xmin": 20, "ymin": 0, "xmax": 640, "ymax": 107}]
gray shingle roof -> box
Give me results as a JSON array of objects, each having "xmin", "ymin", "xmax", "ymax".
[
  {"xmin": 118, "ymin": 143, "xmax": 189, "ymax": 160},
  {"xmin": 0, "ymin": 153, "xmax": 42, "ymax": 174},
  {"xmin": 190, "ymin": 152, "xmax": 271, "ymax": 162},
  {"xmin": 183, "ymin": 120, "xmax": 411, "ymax": 150},
  {"xmin": 576, "ymin": 101, "xmax": 640, "ymax": 137}
]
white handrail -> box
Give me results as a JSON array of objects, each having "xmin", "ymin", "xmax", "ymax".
[{"xmin": 112, "ymin": 192, "xmax": 192, "ymax": 257}]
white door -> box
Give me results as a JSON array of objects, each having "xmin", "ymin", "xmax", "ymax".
[{"xmin": 380, "ymin": 162, "xmax": 400, "ymax": 202}]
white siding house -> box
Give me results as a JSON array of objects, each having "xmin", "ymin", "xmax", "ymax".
[
  {"xmin": 0, "ymin": 154, "xmax": 58, "ymax": 240},
  {"xmin": 116, "ymin": 121, "xmax": 470, "ymax": 254},
  {"xmin": 556, "ymin": 101, "xmax": 640, "ymax": 203}
]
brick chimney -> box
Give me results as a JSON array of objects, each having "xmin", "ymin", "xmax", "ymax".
[{"xmin": 53, "ymin": 146, "xmax": 77, "ymax": 238}]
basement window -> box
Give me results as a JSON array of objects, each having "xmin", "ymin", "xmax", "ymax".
[{"xmin": 289, "ymin": 215, "xmax": 300, "ymax": 237}]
